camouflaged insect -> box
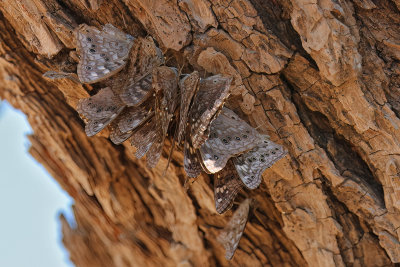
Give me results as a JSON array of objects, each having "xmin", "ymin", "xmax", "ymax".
[
  {"xmin": 183, "ymin": 131, "xmax": 203, "ymax": 178},
  {"xmin": 218, "ymin": 198, "xmax": 252, "ymax": 260},
  {"xmin": 76, "ymin": 24, "xmax": 135, "ymax": 83},
  {"xmin": 43, "ymin": 71, "xmax": 80, "ymax": 83},
  {"xmin": 188, "ymin": 75, "xmax": 232, "ymax": 149},
  {"xmin": 234, "ymin": 135, "xmax": 286, "ymax": 189},
  {"xmin": 214, "ymin": 160, "xmax": 243, "ymax": 214},
  {"xmin": 199, "ymin": 107, "xmax": 262, "ymax": 173},
  {"xmin": 130, "ymin": 117, "xmax": 159, "ymax": 159},
  {"xmin": 117, "ymin": 36, "xmax": 164, "ymax": 107},
  {"xmin": 176, "ymin": 71, "xmax": 200, "ymax": 145},
  {"xmin": 147, "ymin": 66, "xmax": 179, "ymax": 168},
  {"xmin": 76, "ymin": 87, "xmax": 124, "ymax": 136}
]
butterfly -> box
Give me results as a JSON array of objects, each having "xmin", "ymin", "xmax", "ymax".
[
  {"xmin": 130, "ymin": 117, "xmax": 159, "ymax": 159},
  {"xmin": 183, "ymin": 131, "xmax": 203, "ymax": 178},
  {"xmin": 233, "ymin": 135, "xmax": 287, "ymax": 189},
  {"xmin": 146, "ymin": 66, "xmax": 179, "ymax": 168},
  {"xmin": 199, "ymin": 107, "xmax": 262, "ymax": 173},
  {"xmin": 43, "ymin": 71, "xmax": 80, "ymax": 83},
  {"xmin": 76, "ymin": 24, "xmax": 135, "ymax": 84},
  {"xmin": 176, "ymin": 71, "xmax": 200, "ymax": 145},
  {"xmin": 188, "ymin": 75, "xmax": 233, "ymax": 149},
  {"xmin": 117, "ymin": 37, "xmax": 164, "ymax": 107},
  {"xmin": 76, "ymin": 87, "xmax": 124, "ymax": 136},
  {"xmin": 214, "ymin": 160, "xmax": 243, "ymax": 214},
  {"xmin": 109, "ymin": 100, "xmax": 154, "ymax": 144},
  {"xmin": 218, "ymin": 198, "xmax": 252, "ymax": 260}
]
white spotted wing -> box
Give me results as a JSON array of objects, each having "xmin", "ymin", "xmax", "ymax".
[
  {"xmin": 189, "ymin": 75, "xmax": 232, "ymax": 149},
  {"xmin": 199, "ymin": 107, "xmax": 262, "ymax": 173},
  {"xmin": 76, "ymin": 24, "xmax": 135, "ymax": 84},
  {"xmin": 76, "ymin": 87, "xmax": 124, "ymax": 136},
  {"xmin": 233, "ymin": 136, "xmax": 287, "ymax": 189},
  {"xmin": 176, "ymin": 71, "xmax": 200, "ymax": 144}
]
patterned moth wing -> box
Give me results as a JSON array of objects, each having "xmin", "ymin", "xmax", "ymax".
[
  {"xmin": 189, "ymin": 75, "xmax": 233, "ymax": 149},
  {"xmin": 109, "ymin": 123, "xmax": 133, "ymax": 144},
  {"xmin": 118, "ymin": 73, "xmax": 153, "ymax": 107},
  {"xmin": 76, "ymin": 24, "xmax": 135, "ymax": 84},
  {"xmin": 233, "ymin": 135, "xmax": 287, "ymax": 189},
  {"xmin": 136, "ymin": 36, "xmax": 164, "ymax": 77},
  {"xmin": 183, "ymin": 131, "xmax": 203, "ymax": 178},
  {"xmin": 117, "ymin": 37, "xmax": 164, "ymax": 106},
  {"xmin": 146, "ymin": 137, "xmax": 164, "ymax": 168},
  {"xmin": 77, "ymin": 87, "xmax": 123, "ymax": 119},
  {"xmin": 76, "ymin": 87, "xmax": 124, "ymax": 136},
  {"xmin": 199, "ymin": 107, "xmax": 262, "ymax": 173},
  {"xmin": 153, "ymin": 66, "xmax": 179, "ymax": 133},
  {"xmin": 146, "ymin": 66, "xmax": 179, "ymax": 168},
  {"xmin": 117, "ymin": 99, "xmax": 154, "ymax": 133},
  {"xmin": 130, "ymin": 117, "xmax": 158, "ymax": 159},
  {"xmin": 214, "ymin": 160, "xmax": 243, "ymax": 214},
  {"xmin": 176, "ymin": 71, "xmax": 200, "ymax": 144},
  {"xmin": 218, "ymin": 198, "xmax": 252, "ymax": 260},
  {"xmin": 110, "ymin": 101, "xmax": 154, "ymax": 144},
  {"xmin": 43, "ymin": 71, "xmax": 80, "ymax": 83}
]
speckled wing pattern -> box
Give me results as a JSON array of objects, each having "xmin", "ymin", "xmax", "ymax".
[
  {"xmin": 199, "ymin": 107, "xmax": 262, "ymax": 173},
  {"xmin": 109, "ymin": 101, "xmax": 153, "ymax": 144},
  {"xmin": 233, "ymin": 135, "xmax": 287, "ymax": 189},
  {"xmin": 146, "ymin": 66, "xmax": 179, "ymax": 168},
  {"xmin": 176, "ymin": 71, "xmax": 200, "ymax": 144},
  {"xmin": 116, "ymin": 101, "xmax": 153, "ymax": 134},
  {"xmin": 109, "ymin": 124, "xmax": 133, "ymax": 144},
  {"xmin": 189, "ymin": 75, "xmax": 232, "ymax": 149},
  {"xmin": 76, "ymin": 87, "xmax": 124, "ymax": 136},
  {"xmin": 130, "ymin": 118, "xmax": 158, "ymax": 159},
  {"xmin": 118, "ymin": 37, "xmax": 164, "ymax": 106},
  {"xmin": 76, "ymin": 24, "xmax": 135, "ymax": 83},
  {"xmin": 218, "ymin": 198, "xmax": 252, "ymax": 260},
  {"xmin": 43, "ymin": 71, "xmax": 80, "ymax": 83},
  {"xmin": 214, "ymin": 160, "xmax": 243, "ymax": 214},
  {"xmin": 183, "ymin": 132, "xmax": 203, "ymax": 178}
]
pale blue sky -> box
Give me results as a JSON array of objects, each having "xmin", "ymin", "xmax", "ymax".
[{"xmin": 0, "ymin": 101, "xmax": 75, "ymax": 267}]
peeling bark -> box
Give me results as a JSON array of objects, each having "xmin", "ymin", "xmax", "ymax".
[{"xmin": 0, "ymin": 0, "xmax": 399, "ymax": 266}]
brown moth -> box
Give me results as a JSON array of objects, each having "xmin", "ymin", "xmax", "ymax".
[
  {"xmin": 199, "ymin": 107, "xmax": 262, "ymax": 173},
  {"xmin": 234, "ymin": 135, "xmax": 287, "ymax": 189},
  {"xmin": 218, "ymin": 198, "xmax": 252, "ymax": 260},
  {"xmin": 76, "ymin": 24, "xmax": 135, "ymax": 83},
  {"xmin": 76, "ymin": 87, "xmax": 124, "ymax": 136},
  {"xmin": 214, "ymin": 160, "xmax": 243, "ymax": 214},
  {"xmin": 189, "ymin": 75, "xmax": 232, "ymax": 149}
]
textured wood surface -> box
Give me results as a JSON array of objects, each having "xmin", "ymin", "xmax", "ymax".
[{"xmin": 0, "ymin": 0, "xmax": 399, "ymax": 266}]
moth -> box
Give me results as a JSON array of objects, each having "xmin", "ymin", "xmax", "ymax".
[
  {"xmin": 130, "ymin": 117, "xmax": 159, "ymax": 159},
  {"xmin": 233, "ymin": 135, "xmax": 287, "ymax": 189},
  {"xmin": 188, "ymin": 75, "xmax": 232, "ymax": 149},
  {"xmin": 146, "ymin": 66, "xmax": 179, "ymax": 168},
  {"xmin": 116, "ymin": 36, "xmax": 164, "ymax": 107},
  {"xmin": 42, "ymin": 71, "xmax": 80, "ymax": 83},
  {"xmin": 76, "ymin": 87, "xmax": 124, "ymax": 136},
  {"xmin": 218, "ymin": 198, "xmax": 253, "ymax": 260},
  {"xmin": 183, "ymin": 131, "xmax": 203, "ymax": 178},
  {"xmin": 214, "ymin": 160, "xmax": 243, "ymax": 214},
  {"xmin": 176, "ymin": 71, "xmax": 200, "ymax": 145},
  {"xmin": 76, "ymin": 24, "xmax": 135, "ymax": 83},
  {"xmin": 109, "ymin": 99, "xmax": 154, "ymax": 144},
  {"xmin": 199, "ymin": 107, "xmax": 262, "ymax": 173}
]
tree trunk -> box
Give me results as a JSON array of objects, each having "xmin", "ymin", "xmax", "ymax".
[{"xmin": 0, "ymin": 0, "xmax": 399, "ymax": 266}]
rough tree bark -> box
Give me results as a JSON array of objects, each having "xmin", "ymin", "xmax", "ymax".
[{"xmin": 0, "ymin": 0, "xmax": 399, "ymax": 266}]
